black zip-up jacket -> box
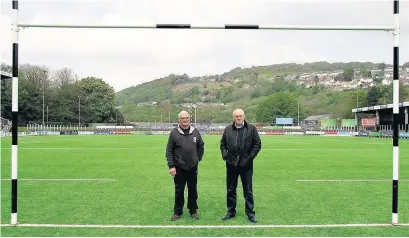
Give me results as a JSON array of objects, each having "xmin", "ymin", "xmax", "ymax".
[
  {"xmin": 166, "ymin": 125, "xmax": 205, "ymax": 170},
  {"xmin": 220, "ymin": 120, "xmax": 261, "ymax": 167}
]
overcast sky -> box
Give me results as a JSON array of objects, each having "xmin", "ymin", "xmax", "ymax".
[{"xmin": 1, "ymin": 0, "xmax": 408, "ymax": 92}]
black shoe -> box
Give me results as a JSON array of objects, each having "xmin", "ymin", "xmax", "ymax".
[
  {"xmin": 189, "ymin": 210, "xmax": 199, "ymax": 220},
  {"xmin": 171, "ymin": 214, "xmax": 181, "ymax": 221},
  {"xmin": 248, "ymin": 215, "xmax": 257, "ymax": 223},
  {"xmin": 190, "ymin": 213, "xmax": 200, "ymax": 220},
  {"xmin": 221, "ymin": 214, "xmax": 235, "ymax": 220}
]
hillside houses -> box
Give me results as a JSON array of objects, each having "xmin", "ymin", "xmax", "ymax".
[
  {"xmin": 137, "ymin": 101, "xmax": 157, "ymax": 106},
  {"xmin": 197, "ymin": 66, "xmax": 408, "ymax": 94},
  {"xmin": 382, "ymin": 67, "xmax": 409, "ymax": 85},
  {"xmin": 284, "ymin": 67, "xmax": 409, "ymax": 90},
  {"xmin": 133, "ymin": 66, "xmax": 409, "ymax": 107}
]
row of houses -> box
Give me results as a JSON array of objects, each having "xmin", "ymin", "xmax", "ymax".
[{"xmin": 286, "ymin": 68, "xmax": 409, "ymax": 90}]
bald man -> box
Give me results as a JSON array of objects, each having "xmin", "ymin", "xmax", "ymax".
[
  {"xmin": 166, "ymin": 110, "xmax": 205, "ymax": 221},
  {"xmin": 220, "ymin": 109, "xmax": 261, "ymax": 223}
]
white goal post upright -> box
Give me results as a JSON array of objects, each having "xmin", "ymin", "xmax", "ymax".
[
  {"xmin": 392, "ymin": 0, "xmax": 400, "ymax": 225},
  {"xmin": 10, "ymin": 0, "xmax": 400, "ymax": 226},
  {"xmin": 11, "ymin": 0, "xmax": 19, "ymax": 226}
]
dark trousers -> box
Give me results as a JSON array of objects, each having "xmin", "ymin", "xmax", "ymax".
[
  {"xmin": 173, "ymin": 166, "xmax": 198, "ymax": 215},
  {"xmin": 226, "ymin": 163, "xmax": 255, "ymax": 217}
]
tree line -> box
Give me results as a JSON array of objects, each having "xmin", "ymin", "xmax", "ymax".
[
  {"xmin": 3, "ymin": 61, "xmax": 409, "ymax": 125},
  {"xmin": 1, "ymin": 63, "xmax": 124, "ymax": 126}
]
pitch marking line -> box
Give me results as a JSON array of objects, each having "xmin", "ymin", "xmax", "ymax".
[
  {"xmin": 0, "ymin": 148, "xmax": 390, "ymax": 151},
  {"xmin": 1, "ymin": 223, "xmax": 409, "ymax": 229},
  {"xmin": 297, "ymin": 179, "xmax": 409, "ymax": 182},
  {"xmin": 0, "ymin": 179, "xmax": 116, "ymax": 182}
]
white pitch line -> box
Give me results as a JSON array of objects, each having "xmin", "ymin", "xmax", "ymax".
[
  {"xmin": 1, "ymin": 223, "xmax": 408, "ymax": 229},
  {"xmin": 0, "ymin": 179, "xmax": 116, "ymax": 182},
  {"xmin": 297, "ymin": 179, "xmax": 409, "ymax": 182},
  {"xmin": 0, "ymin": 148, "xmax": 388, "ymax": 151}
]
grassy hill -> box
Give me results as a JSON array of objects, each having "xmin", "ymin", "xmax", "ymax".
[{"xmin": 115, "ymin": 61, "xmax": 409, "ymax": 123}]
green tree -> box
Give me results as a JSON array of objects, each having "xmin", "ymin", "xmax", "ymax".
[
  {"xmin": 222, "ymin": 93, "xmax": 233, "ymax": 104},
  {"xmin": 366, "ymin": 71, "xmax": 372, "ymax": 78},
  {"xmin": 76, "ymin": 77, "xmax": 117, "ymax": 123},
  {"xmin": 114, "ymin": 109, "xmax": 125, "ymax": 124},
  {"xmin": 250, "ymin": 87, "xmax": 261, "ymax": 99},
  {"xmin": 51, "ymin": 83, "xmax": 81, "ymax": 123},
  {"xmin": 171, "ymin": 93, "xmax": 185, "ymax": 104},
  {"xmin": 330, "ymin": 91, "xmax": 362, "ymax": 119},
  {"xmin": 314, "ymin": 75, "xmax": 319, "ymax": 85},
  {"xmin": 366, "ymin": 86, "xmax": 382, "ymax": 106},
  {"xmin": 256, "ymin": 91, "xmax": 304, "ymax": 123},
  {"xmin": 158, "ymin": 99, "xmax": 172, "ymax": 121},
  {"xmin": 311, "ymin": 85, "xmax": 320, "ymax": 95},
  {"xmin": 378, "ymin": 84, "xmax": 409, "ymax": 104},
  {"xmin": 270, "ymin": 77, "xmax": 286, "ymax": 92},
  {"xmin": 343, "ymin": 68, "xmax": 354, "ymax": 81},
  {"xmin": 359, "ymin": 67, "xmax": 368, "ymax": 76},
  {"xmin": 191, "ymin": 86, "xmax": 200, "ymax": 96}
]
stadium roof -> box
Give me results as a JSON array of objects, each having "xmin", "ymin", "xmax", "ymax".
[
  {"xmin": 352, "ymin": 101, "xmax": 409, "ymax": 113},
  {"xmin": 304, "ymin": 114, "xmax": 332, "ymax": 120},
  {"xmin": 1, "ymin": 71, "xmax": 12, "ymax": 79}
]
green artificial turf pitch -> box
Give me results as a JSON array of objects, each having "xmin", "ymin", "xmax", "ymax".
[{"xmin": 1, "ymin": 135, "xmax": 408, "ymax": 236}]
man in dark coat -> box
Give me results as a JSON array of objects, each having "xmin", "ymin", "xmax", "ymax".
[
  {"xmin": 220, "ymin": 108, "xmax": 261, "ymax": 223},
  {"xmin": 166, "ymin": 110, "xmax": 205, "ymax": 221}
]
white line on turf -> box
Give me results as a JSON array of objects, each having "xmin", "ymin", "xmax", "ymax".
[
  {"xmin": 0, "ymin": 148, "xmax": 387, "ymax": 151},
  {"xmin": 0, "ymin": 179, "xmax": 116, "ymax": 182},
  {"xmin": 297, "ymin": 179, "xmax": 409, "ymax": 182},
  {"xmin": 0, "ymin": 223, "xmax": 408, "ymax": 228}
]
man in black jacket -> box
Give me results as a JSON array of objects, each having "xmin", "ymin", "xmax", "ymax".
[
  {"xmin": 220, "ymin": 109, "xmax": 261, "ymax": 223},
  {"xmin": 166, "ymin": 110, "xmax": 205, "ymax": 221}
]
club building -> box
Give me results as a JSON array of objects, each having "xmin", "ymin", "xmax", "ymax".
[
  {"xmin": 352, "ymin": 101, "xmax": 409, "ymax": 137},
  {"xmin": 1, "ymin": 71, "xmax": 12, "ymax": 80}
]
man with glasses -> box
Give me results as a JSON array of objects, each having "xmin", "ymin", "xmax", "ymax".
[
  {"xmin": 220, "ymin": 108, "xmax": 261, "ymax": 223},
  {"xmin": 166, "ymin": 110, "xmax": 205, "ymax": 221}
]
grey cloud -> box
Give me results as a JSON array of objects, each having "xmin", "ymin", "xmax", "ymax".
[
  {"xmin": 1, "ymin": 0, "xmax": 111, "ymax": 22},
  {"xmin": 1, "ymin": 0, "xmax": 408, "ymax": 92},
  {"xmin": 17, "ymin": 48, "xmax": 160, "ymax": 67}
]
